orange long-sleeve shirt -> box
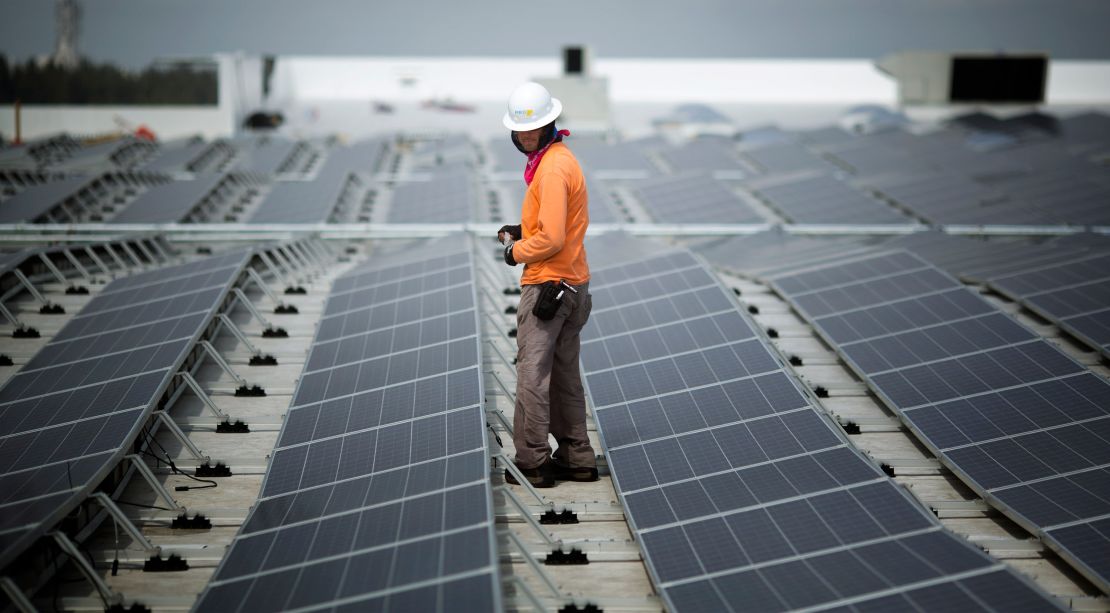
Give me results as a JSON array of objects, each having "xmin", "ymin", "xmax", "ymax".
[{"xmin": 512, "ymin": 142, "xmax": 591, "ymax": 285}]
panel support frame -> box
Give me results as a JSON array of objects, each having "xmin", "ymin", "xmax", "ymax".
[
  {"xmin": 50, "ymin": 531, "xmax": 119, "ymax": 607},
  {"xmin": 91, "ymin": 493, "xmax": 159, "ymax": 554},
  {"xmin": 125, "ymin": 454, "xmax": 185, "ymax": 512},
  {"xmin": 176, "ymin": 371, "xmax": 230, "ymax": 420}
]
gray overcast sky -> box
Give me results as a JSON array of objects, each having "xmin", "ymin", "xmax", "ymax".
[{"xmin": 2, "ymin": 0, "xmax": 1109, "ymax": 67}]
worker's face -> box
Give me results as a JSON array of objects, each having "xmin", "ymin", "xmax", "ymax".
[{"xmin": 515, "ymin": 127, "xmax": 545, "ymax": 153}]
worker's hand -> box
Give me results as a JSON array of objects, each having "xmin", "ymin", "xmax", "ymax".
[
  {"xmin": 498, "ymin": 224, "xmax": 522, "ymax": 245},
  {"xmin": 503, "ymin": 242, "xmax": 518, "ymax": 266}
]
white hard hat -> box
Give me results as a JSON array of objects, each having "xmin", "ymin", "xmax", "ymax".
[{"xmin": 502, "ymin": 82, "xmax": 562, "ymax": 131}]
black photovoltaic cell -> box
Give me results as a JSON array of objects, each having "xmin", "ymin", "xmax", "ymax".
[
  {"xmin": 771, "ymin": 249, "xmax": 1110, "ymax": 594},
  {"xmin": 580, "ymin": 240, "xmax": 1057, "ymax": 611},
  {"xmin": 194, "ymin": 236, "xmax": 499, "ymax": 613},
  {"xmin": 0, "ymin": 249, "xmax": 250, "ymax": 569}
]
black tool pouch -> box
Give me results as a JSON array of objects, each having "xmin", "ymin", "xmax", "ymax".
[{"xmin": 531, "ymin": 281, "xmax": 564, "ymax": 321}]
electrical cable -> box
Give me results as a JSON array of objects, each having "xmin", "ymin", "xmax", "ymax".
[
  {"xmin": 138, "ymin": 424, "xmax": 218, "ymax": 491},
  {"xmin": 111, "ymin": 520, "xmax": 119, "ymax": 577}
]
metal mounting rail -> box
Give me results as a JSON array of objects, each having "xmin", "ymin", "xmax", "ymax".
[
  {"xmin": 176, "ymin": 371, "xmax": 229, "ymax": 420},
  {"xmin": 199, "ymin": 340, "xmax": 247, "ymax": 386},
  {"xmin": 246, "ymin": 267, "xmax": 287, "ymax": 308},
  {"xmin": 0, "ymin": 577, "xmax": 35, "ymax": 613},
  {"xmin": 91, "ymin": 493, "xmax": 158, "ymax": 554},
  {"xmin": 217, "ymin": 313, "xmax": 262, "ymax": 356},
  {"xmin": 12, "ymin": 270, "xmax": 48, "ymax": 306},
  {"xmin": 61, "ymin": 248, "xmax": 94, "ymax": 283},
  {"xmin": 37, "ymin": 252, "xmax": 69, "ymax": 285},
  {"xmin": 153, "ymin": 412, "xmax": 206, "ymax": 460},
  {"xmin": 230, "ymin": 289, "xmax": 275, "ymax": 331},
  {"xmin": 493, "ymin": 451, "xmax": 549, "ymax": 507},
  {"xmin": 126, "ymin": 455, "xmax": 184, "ymax": 512},
  {"xmin": 505, "ymin": 530, "xmax": 561, "ymax": 599},
  {"xmin": 50, "ymin": 532, "xmax": 119, "ymax": 606},
  {"xmin": 496, "ymin": 486, "xmax": 559, "ymax": 548},
  {"xmin": 0, "ymin": 301, "xmax": 23, "ymax": 328}
]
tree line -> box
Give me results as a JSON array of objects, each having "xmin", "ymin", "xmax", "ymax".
[{"xmin": 0, "ymin": 56, "xmax": 218, "ymax": 105}]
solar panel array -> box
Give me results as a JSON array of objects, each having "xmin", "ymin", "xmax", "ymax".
[
  {"xmin": 195, "ymin": 235, "xmax": 499, "ymax": 612},
  {"xmin": 767, "ymin": 250, "xmax": 1110, "ymax": 594},
  {"xmin": 630, "ymin": 172, "xmax": 762, "ymax": 224},
  {"xmin": 578, "ymin": 241, "xmax": 1060, "ymax": 611},
  {"xmin": 0, "ymin": 249, "xmax": 251, "ymax": 569}
]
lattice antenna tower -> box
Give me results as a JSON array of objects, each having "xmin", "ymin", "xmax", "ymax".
[{"xmin": 53, "ymin": 0, "xmax": 81, "ymax": 69}]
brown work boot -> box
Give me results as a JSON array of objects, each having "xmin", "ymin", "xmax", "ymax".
[
  {"xmin": 504, "ymin": 459, "xmax": 555, "ymax": 488},
  {"xmin": 551, "ymin": 461, "xmax": 599, "ymax": 482}
]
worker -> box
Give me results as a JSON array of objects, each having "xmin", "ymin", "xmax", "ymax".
[{"xmin": 498, "ymin": 82, "xmax": 597, "ymax": 488}]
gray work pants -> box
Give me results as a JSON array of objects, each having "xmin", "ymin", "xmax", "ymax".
[{"xmin": 513, "ymin": 281, "xmax": 596, "ymax": 470}]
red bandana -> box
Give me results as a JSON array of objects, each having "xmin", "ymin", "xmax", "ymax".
[{"xmin": 524, "ymin": 129, "xmax": 570, "ymax": 185}]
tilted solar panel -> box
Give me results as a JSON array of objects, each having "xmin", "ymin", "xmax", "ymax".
[
  {"xmin": 769, "ymin": 250, "xmax": 1110, "ymax": 594},
  {"xmin": 0, "ymin": 250, "xmax": 251, "ymax": 570},
  {"xmin": 580, "ymin": 239, "xmax": 1062, "ymax": 611},
  {"xmin": 988, "ymin": 253, "xmax": 1110, "ymax": 360},
  {"xmin": 194, "ymin": 235, "xmax": 500, "ymax": 612}
]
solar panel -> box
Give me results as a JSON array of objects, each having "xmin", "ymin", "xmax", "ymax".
[
  {"xmin": 630, "ymin": 172, "xmax": 762, "ymax": 224},
  {"xmin": 769, "ymin": 249, "xmax": 1110, "ymax": 593},
  {"xmin": 248, "ymin": 169, "xmax": 352, "ymax": 224},
  {"xmin": 194, "ymin": 235, "xmax": 499, "ymax": 612},
  {"xmin": 741, "ymin": 142, "xmax": 830, "ymax": 175},
  {"xmin": 110, "ymin": 175, "xmax": 225, "ymax": 223},
  {"xmin": 749, "ymin": 172, "xmax": 910, "ymax": 224},
  {"xmin": 322, "ymin": 138, "xmax": 389, "ymax": 175},
  {"xmin": 986, "ymin": 253, "xmax": 1110, "ymax": 359},
  {"xmin": 386, "ymin": 169, "xmax": 473, "ymax": 223},
  {"xmin": 138, "ymin": 140, "xmax": 211, "ymax": 173},
  {"xmin": 863, "ymin": 172, "xmax": 1051, "ymax": 225},
  {"xmin": 658, "ymin": 139, "xmax": 746, "ymax": 174},
  {"xmin": 569, "ymin": 139, "xmax": 658, "ymax": 174},
  {"xmin": 580, "ymin": 238, "xmax": 1058, "ymax": 611},
  {"xmin": 0, "ymin": 176, "xmax": 91, "ymax": 223},
  {"xmin": 231, "ymin": 136, "xmax": 300, "ymax": 175},
  {"xmin": 0, "ymin": 250, "xmax": 251, "ymax": 570}
]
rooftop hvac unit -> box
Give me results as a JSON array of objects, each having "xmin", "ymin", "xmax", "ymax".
[
  {"xmin": 535, "ymin": 45, "xmax": 611, "ymax": 133},
  {"xmin": 877, "ymin": 52, "xmax": 1048, "ymax": 106}
]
